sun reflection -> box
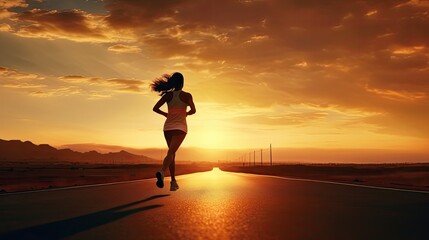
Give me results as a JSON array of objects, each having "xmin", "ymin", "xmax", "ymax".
[
  {"xmin": 184, "ymin": 167, "xmax": 244, "ymax": 189},
  {"xmin": 202, "ymin": 167, "xmax": 227, "ymax": 183},
  {"xmin": 173, "ymin": 168, "xmax": 256, "ymax": 239}
]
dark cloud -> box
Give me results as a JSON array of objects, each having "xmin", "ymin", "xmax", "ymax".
[
  {"xmin": 6, "ymin": 8, "xmax": 130, "ymax": 42},
  {"xmin": 18, "ymin": 9, "xmax": 95, "ymax": 34},
  {"xmin": 14, "ymin": 9, "xmax": 107, "ymax": 41},
  {"xmin": 105, "ymin": 0, "xmax": 183, "ymax": 28},
  {"xmin": 0, "ymin": 0, "xmax": 28, "ymax": 19}
]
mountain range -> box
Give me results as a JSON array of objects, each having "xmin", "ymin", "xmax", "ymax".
[{"xmin": 0, "ymin": 139, "xmax": 155, "ymax": 164}]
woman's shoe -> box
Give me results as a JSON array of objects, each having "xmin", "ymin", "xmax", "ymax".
[
  {"xmin": 156, "ymin": 171, "xmax": 164, "ymax": 188},
  {"xmin": 170, "ymin": 180, "xmax": 179, "ymax": 191}
]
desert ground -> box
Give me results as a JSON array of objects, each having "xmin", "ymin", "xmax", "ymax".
[
  {"xmin": 220, "ymin": 163, "xmax": 429, "ymax": 192},
  {"xmin": 0, "ymin": 162, "xmax": 213, "ymax": 193}
]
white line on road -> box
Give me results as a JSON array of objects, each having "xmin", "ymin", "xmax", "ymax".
[
  {"xmin": 228, "ymin": 171, "xmax": 429, "ymax": 194},
  {"xmin": 0, "ymin": 178, "xmax": 155, "ymax": 196}
]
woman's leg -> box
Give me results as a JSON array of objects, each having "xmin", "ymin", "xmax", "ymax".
[
  {"xmin": 164, "ymin": 132, "xmax": 173, "ymax": 177},
  {"xmin": 161, "ymin": 132, "xmax": 186, "ymax": 173},
  {"xmin": 169, "ymin": 154, "xmax": 176, "ymax": 181},
  {"xmin": 164, "ymin": 132, "xmax": 177, "ymax": 181}
]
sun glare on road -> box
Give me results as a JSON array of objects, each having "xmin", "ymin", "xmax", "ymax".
[
  {"xmin": 205, "ymin": 167, "xmax": 225, "ymax": 180},
  {"xmin": 186, "ymin": 167, "xmax": 244, "ymax": 189},
  {"xmin": 174, "ymin": 167, "xmax": 253, "ymax": 239}
]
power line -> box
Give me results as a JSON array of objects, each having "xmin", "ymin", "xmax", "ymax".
[{"xmin": 234, "ymin": 144, "xmax": 273, "ymax": 167}]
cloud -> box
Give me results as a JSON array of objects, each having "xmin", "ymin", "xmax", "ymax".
[
  {"xmin": 0, "ymin": 23, "xmax": 11, "ymax": 31},
  {"xmin": 7, "ymin": 8, "xmax": 135, "ymax": 43},
  {"xmin": 59, "ymin": 75, "xmax": 145, "ymax": 92},
  {"xmin": 0, "ymin": 66, "xmax": 44, "ymax": 80},
  {"xmin": 0, "ymin": 0, "xmax": 28, "ymax": 19},
  {"xmin": 107, "ymin": 78, "xmax": 143, "ymax": 92},
  {"xmin": 364, "ymin": 85, "xmax": 426, "ymax": 102},
  {"xmin": 2, "ymin": 0, "xmax": 429, "ymax": 140},
  {"xmin": 0, "ymin": 9, "xmax": 14, "ymax": 20},
  {"xmin": 0, "ymin": 0, "xmax": 28, "ymax": 9},
  {"xmin": 233, "ymin": 111, "xmax": 328, "ymax": 126},
  {"xmin": 28, "ymin": 86, "xmax": 81, "ymax": 97},
  {"xmin": 107, "ymin": 44, "xmax": 141, "ymax": 53},
  {"xmin": 364, "ymin": 102, "xmax": 429, "ymax": 138},
  {"xmin": 58, "ymin": 75, "xmax": 98, "ymax": 83},
  {"xmin": 28, "ymin": 87, "xmax": 113, "ymax": 100},
  {"xmin": 227, "ymin": 103, "xmax": 379, "ymax": 134},
  {"xmin": 105, "ymin": 0, "xmax": 184, "ymax": 29},
  {"xmin": 0, "ymin": 67, "xmax": 146, "ymax": 98},
  {"xmin": 102, "ymin": 0, "xmax": 429, "ymax": 70},
  {"xmin": 0, "ymin": 66, "xmax": 82, "ymax": 97},
  {"xmin": 396, "ymin": 0, "xmax": 429, "ymax": 8},
  {"xmin": 2, "ymin": 82, "xmax": 47, "ymax": 89}
]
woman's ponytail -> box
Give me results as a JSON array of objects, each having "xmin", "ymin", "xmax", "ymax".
[
  {"xmin": 151, "ymin": 72, "xmax": 184, "ymax": 96},
  {"xmin": 150, "ymin": 74, "xmax": 172, "ymax": 96}
]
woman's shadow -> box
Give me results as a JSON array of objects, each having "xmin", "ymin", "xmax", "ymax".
[{"xmin": 1, "ymin": 194, "xmax": 169, "ymax": 240}]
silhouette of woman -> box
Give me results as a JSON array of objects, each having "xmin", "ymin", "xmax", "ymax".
[{"xmin": 151, "ymin": 72, "xmax": 196, "ymax": 191}]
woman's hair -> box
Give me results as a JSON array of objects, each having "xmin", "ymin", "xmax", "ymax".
[{"xmin": 150, "ymin": 72, "xmax": 184, "ymax": 96}]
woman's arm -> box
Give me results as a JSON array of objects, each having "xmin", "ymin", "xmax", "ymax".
[
  {"xmin": 153, "ymin": 94, "xmax": 169, "ymax": 117},
  {"xmin": 186, "ymin": 93, "xmax": 196, "ymax": 116}
]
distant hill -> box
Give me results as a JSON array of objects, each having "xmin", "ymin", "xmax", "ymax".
[{"xmin": 0, "ymin": 139, "xmax": 155, "ymax": 164}]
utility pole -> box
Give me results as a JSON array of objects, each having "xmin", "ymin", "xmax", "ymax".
[
  {"xmin": 254, "ymin": 150, "xmax": 256, "ymax": 166},
  {"xmin": 260, "ymin": 149, "xmax": 263, "ymax": 166},
  {"xmin": 249, "ymin": 152, "xmax": 251, "ymax": 166},
  {"xmin": 270, "ymin": 144, "xmax": 273, "ymax": 166}
]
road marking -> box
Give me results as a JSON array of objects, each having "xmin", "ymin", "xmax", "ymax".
[
  {"xmin": 227, "ymin": 171, "xmax": 429, "ymax": 194},
  {"xmin": 0, "ymin": 178, "xmax": 155, "ymax": 196}
]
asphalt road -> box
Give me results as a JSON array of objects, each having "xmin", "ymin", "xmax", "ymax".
[{"xmin": 1, "ymin": 168, "xmax": 429, "ymax": 240}]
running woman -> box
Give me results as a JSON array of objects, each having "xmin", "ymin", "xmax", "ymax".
[{"xmin": 151, "ymin": 72, "xmax": 196, "ymax": 191}]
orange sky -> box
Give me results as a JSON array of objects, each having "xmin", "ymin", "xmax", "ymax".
[{"xmin": 1, "ymin": 0, "xmax": 429, "ymax": 153}]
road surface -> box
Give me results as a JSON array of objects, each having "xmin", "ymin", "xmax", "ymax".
[{"xmin": 1, "ymin": 168, "xmax": 429, "ymax": 239}]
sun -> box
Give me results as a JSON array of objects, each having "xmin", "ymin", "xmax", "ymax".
[
  {"xmin": 203, "ymin": 128, "xmax": 225, "ymax": 148},
  {"xmin": 191, "ymin": 126, "xmax": 226, "ymax": 148}
]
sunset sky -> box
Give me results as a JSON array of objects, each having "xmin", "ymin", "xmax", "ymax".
[{"xmin": 1, "ymin": 0, "xmax": 429, "ymax": 154}]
